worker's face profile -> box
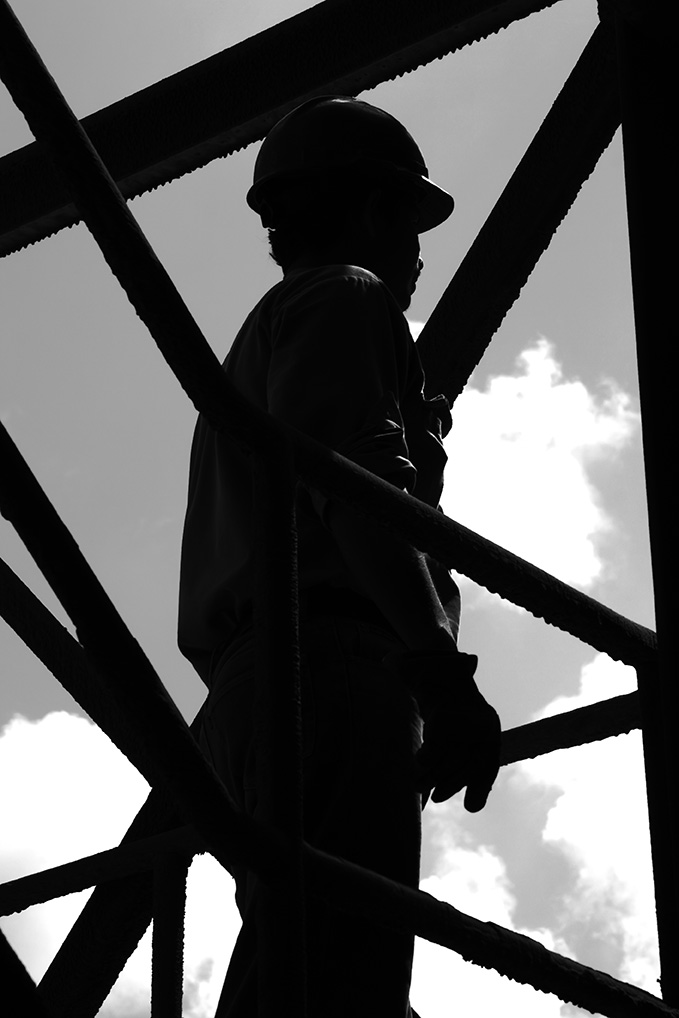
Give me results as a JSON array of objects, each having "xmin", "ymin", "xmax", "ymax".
[{"xmin": 373, "ymin": 192, "xmax": 423, "ymax": 310}]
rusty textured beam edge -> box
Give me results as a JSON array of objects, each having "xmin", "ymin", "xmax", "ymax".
[
  {"xmin": 0, "ymin": 0, "xmax": 559, "ymax": 257},
  {"xmin": 5, "ymin": 818, "xmax": 677, "ymax": 1018},
  {"xmin": 418, "ymin": 18, "xmax": 621, "ymax": 402},
  {"xmin": 303, "ymin": 844, "xmax": 678, "ymax": 1018},
  {"xmin": 500, "ymin": 689, "xmax": 640, "ymax": 765}
]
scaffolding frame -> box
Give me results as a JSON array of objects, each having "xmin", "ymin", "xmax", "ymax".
[{"xmin": 0, "ymin": 0, "xmax": 675, "ymax": 1015}]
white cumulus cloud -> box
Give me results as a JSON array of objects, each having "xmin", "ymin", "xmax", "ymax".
[
  {"xmin": 418, "ymin": 336, "xmax": 639, "ymax": 591},
  {"xmin": 412, "ymin": 799, "xmax": 576, "ymax": 1017},
  {"xmin": 515, "ymin": 654, "xmax": 659, "ymax": 998}
]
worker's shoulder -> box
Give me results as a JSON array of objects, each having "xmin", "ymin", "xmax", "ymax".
[{"xmin": 266, "ymin": 264, "xmax": 401, "ymax": 316}]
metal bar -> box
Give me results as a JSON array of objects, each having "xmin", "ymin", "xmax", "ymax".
[
  {"xmin": 1, "ymin": 930, "xmax": 54, "ymax": 1018},
  {"xmin": 0, "ymin": 419, "xmax": 273, "ymax": 871},
  {"xmin": 1, "ymin": 546, "xmax": 645, "ymax": 769},
  {"xmin": 295, "ymin": 454, "xmax": 656, "ymax": 666},
  {"xmin": 418, "ymin": 18, "xmax": 620, "ymax": 403},
  {"xmin": 300, "ymin": 843, "xmax": 678, "ymax": 1018},
  {"xmin": 0, "ymin": 556, "xmax": 170, "ymax": 790},
  {"xmin": 0, "ymin": 688, "xmax": 641, "ymax": 918},
  {"xmin": 38, "ymin": 786, "xmax": 184, "ymax": 1018},
  {"xmin": 0, "ymin": 0, "xmax": 559, "ymax": 257},
  {"xmin": 0, "ymin": 826, "xmax": 201, "ymax": 917},
  {"xmin": 614, "ymin": 7, "xmax": 679, "ymax": 1004},
  {"xmin": 500, "ymin": 690, "xmax": 639, "ymax": 765},
  {"xmin": 250, "ymin": 442, "xmax": 306, "ymax": 1016},
  {"xmin": 151, "ymin": 855, "xmax": 190, "ymax": 1018}
]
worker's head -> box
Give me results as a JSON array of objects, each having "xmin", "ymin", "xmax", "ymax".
[{"xmin": 247, "ymin": 96, "xmax": 454, "ymax": 309}]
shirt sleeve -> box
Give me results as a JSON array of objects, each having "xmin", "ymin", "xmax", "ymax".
[{"xmin": 267, "ymin": 268, "xmax": 418, "ymax": 492}]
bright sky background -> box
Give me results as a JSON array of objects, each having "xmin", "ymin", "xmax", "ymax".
[{"xmin": 0, "ymin": 1, "xmax": 658, "ymax": 1015}]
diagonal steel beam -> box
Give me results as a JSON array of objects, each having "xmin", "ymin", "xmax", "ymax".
[
  {"xmin": 0, "ymin": 556, "xmax": 173, "ymax": 790},
  {"xmin": 417, "ymin": 18, "xmax": 621, "ymax": 402},
  {"xmin": 0, "ymin": 0, "xmax": 559, "ymax": 257},
  {"xmin": 1, "ymin": 931, "xmax": 54, "ymax": 1018}
]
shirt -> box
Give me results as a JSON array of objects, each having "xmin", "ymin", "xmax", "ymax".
[{"xmin": 178, "ymin": 264, "xmax": 454, "ymax": 684}]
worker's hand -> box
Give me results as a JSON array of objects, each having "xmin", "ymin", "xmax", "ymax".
[{"xmin": 384, "ymin": 649, "xmax": 501, "ymax": 811}]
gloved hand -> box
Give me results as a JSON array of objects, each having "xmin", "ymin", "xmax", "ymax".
[{"xmin": 384, "ymin": 648, "xmax": 501, "ymax": 811}]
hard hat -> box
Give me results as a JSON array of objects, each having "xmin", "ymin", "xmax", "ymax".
[{"xmin": 246, "ymin": 96, "xmax": 454, "ymax": 233}]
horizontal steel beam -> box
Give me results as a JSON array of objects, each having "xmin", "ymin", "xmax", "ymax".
[
  {"xmin": 0, "ymin": 826, "xmax": 201, "ymax": 917},
  {"xmin": 501, "ymin": 690, "xmax": 640, "ymax": 765},
  {"xmin": 0, "ymin": 0, "xmax": 557, "ymax": 257},
  {"xmin": 0, "ymin": 688, "xmax": 641, "ymax": 917}
]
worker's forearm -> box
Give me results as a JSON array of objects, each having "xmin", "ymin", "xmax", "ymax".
[{"xmin": 324, "ymin": 500, "xmax": 457, "ymax": 654}]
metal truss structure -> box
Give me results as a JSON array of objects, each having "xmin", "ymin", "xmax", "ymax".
[{"xmin": 0, "ymin": 0, "xmax": 674, "ymax": 1015}]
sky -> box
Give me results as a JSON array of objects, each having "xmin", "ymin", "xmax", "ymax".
[{"xmin": 0, "ymin": 0, "xmax": 659, "ymax": 1015}]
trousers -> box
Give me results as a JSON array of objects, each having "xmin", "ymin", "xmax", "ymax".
[{"xmin": 198, "ymin": 614, "xmax": 423, "ymax": 1017}]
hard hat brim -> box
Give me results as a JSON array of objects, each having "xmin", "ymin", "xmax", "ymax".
[{"xmin": 247, "ymin": 166, "xmax": 454, "ymax": 233}]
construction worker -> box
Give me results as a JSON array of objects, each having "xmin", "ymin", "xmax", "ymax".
[{"xmin": 178, "ymin": 96, "xmax": 501, "ymax": 1017}]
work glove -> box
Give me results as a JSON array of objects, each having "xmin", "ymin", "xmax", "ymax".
[{"xmin": 384, "ymin": 648, "xmax": 501, "ymax": 811}]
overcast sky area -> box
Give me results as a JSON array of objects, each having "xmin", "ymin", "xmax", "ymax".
[{"xmin": 0, "ymin": 1, "xmax": 658, "ymax": 1015}]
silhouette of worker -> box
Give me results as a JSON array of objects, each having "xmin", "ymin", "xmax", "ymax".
[{"xmin": 178, "ymin": 96, "xmax": 501, "ymax": 1018}]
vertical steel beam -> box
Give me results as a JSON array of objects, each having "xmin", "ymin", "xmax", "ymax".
[
  {"xmin": 614, "ymin": 4, "xmax": 679, "ymax": 1003},
  {"xmin": 151, "ymin": 854, "xmax": 190, "ymax": 1018},
  {"xmin": 251, "ymin": 436, "xmax": 306, "ymax": 1016}
]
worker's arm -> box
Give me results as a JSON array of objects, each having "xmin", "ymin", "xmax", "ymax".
[{"xmin": 325, "ymin": 499, "xmax": 501, "ymax": 812}]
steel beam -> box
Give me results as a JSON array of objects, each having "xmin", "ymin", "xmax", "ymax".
[
  {"xmin": 0, "ymin": 0, "xmax": 558, "ymax": 257},
  {"xmin": 418, "ymin": 19, "xmax": 620, "ymax": 402},
  {"xmin": 151, "ymin": 856, "xmax": 189, "ymax": 1018},
  {"xmin": 0, "ymin": 826, "xmax": 201, "ymax": 917},
  {"xmin": 1, "ymin": 932, "xmax": 54, "ymax": 1018},
  {"xmin": 614, "ymin": 4, "xmax": 679, "ymax": 1004}
]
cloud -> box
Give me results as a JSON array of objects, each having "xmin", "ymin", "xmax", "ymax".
[
  {"xmin": 0, "ymin": 712, "xmax": 240, "ymax": 1012},
  {"xmin": 515, "ymin": 654, "xmax": 659, "ymax": 996},
  {"xmin": 0, "ymin": 712, "xmax": 150, "ymax": 981},
  {"xmin": 413, "ymin": 335, "xmax": 639, "ymax": 591},
  {"xmin": 412, "ymin": 799, "xmax": 576, "ymax": 1017}
]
